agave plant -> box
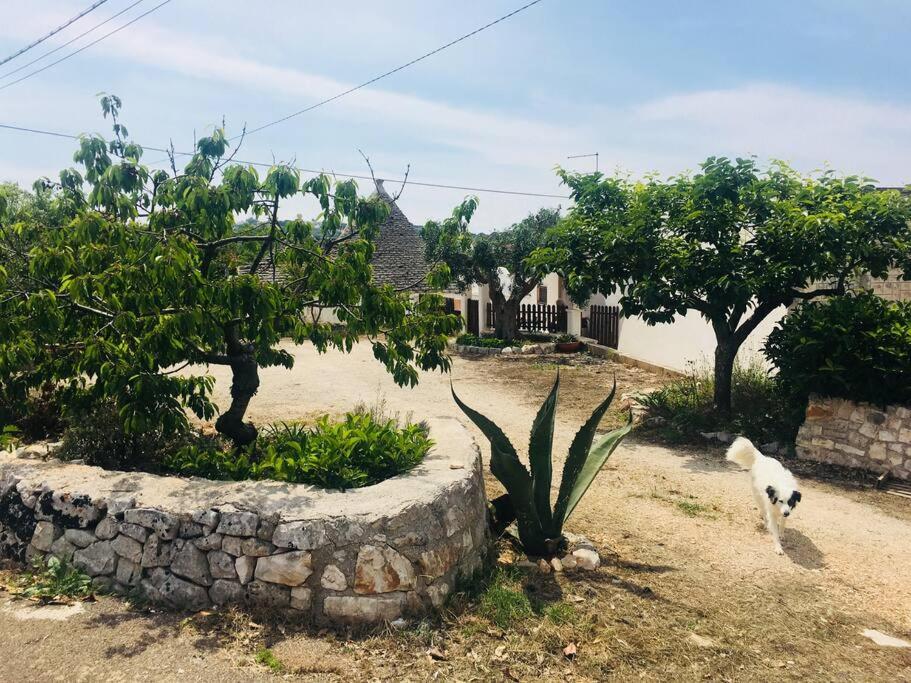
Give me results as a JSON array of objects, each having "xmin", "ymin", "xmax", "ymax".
[{"xmin": 452, "ymin": 374, "xmax": 632, "ymax": 556}]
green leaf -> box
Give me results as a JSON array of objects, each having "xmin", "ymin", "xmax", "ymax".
[
  {"xmin": 528, "ymin": 372, "xmax": 559, "ymax": 534},
  {"xmin": 554, "ymin": 377, "xmax": 619, "ymax": 526}
]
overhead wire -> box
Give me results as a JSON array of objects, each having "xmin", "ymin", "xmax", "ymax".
[{"xmin": 0, "ymin": 0, "xmax": 111, "ymax": 67}]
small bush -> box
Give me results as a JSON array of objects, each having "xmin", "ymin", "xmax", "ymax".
[
  {"xmin": 165, "ymin": 412, "xmax": 432, "ymax": 490},
  {"xmin": 765, "ymin": 291, "xmax": 911, "ymax": 408},
  {"xmin": 57, "ymin": 401, "xmax": 204, "ymax": 471},
  {"xmin": 456, "ymin": 333, "xmax": 511, "ymax": 348},
  {"xmin": 638, "ymin": 360, "xmax": 799, "ymax": 445},
  {"xmin": 16, "ymin": 556, "xmax": 92, "ymax": 601}
]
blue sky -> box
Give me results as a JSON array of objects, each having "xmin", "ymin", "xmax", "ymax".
[{"xmin": 1, "ymin": 0, "xmax": 909, "ymax": 228}]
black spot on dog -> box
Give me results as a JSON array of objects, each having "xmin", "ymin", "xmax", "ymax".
[
  {"xmin": 788, "ymin": 490, "xmax": 802, "ymax": 507},
  {"xmin": 765, "ymin": 486, "xmax": 778, "ymax": 504}
]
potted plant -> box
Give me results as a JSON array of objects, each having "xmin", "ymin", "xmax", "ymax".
[{"xmin": 554, "ymin": 334, "xmax": 582, "ymax": 353}]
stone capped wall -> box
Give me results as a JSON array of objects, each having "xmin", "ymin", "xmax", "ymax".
[
  {"xmin": 796, "ymin": 395, "xmax": 911, "ymax": 480},
  {"xmin": 0, "ymin": 417, "xmax": 488, "ymax": 623}
]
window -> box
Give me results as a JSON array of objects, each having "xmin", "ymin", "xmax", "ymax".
[{"xmin": 537, "ymin": 286, "xmax": 548, "ymax": 304}]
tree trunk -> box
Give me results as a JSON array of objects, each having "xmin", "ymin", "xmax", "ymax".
[
  {"xmin": 214, "ymin": 344, "xmax": 260, "ymax": 447},
  {"xmin": 495, "ymin": 298, "xmax": 521, "ymax": 342},
  {"xmin": 713, "ymin": 338, "xmax": 738, "ymax": 417}
]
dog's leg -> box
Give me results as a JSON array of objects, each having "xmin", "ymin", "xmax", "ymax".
[{"xmin": 768, "ymin": 515, "xmax": 784, "ymax": 555}]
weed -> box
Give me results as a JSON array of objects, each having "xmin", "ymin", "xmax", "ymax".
[
  {"xmin": 477, "ymin": 567, "xmax": 534, "ymax": 629},
  {"xmin": 543, "ymin": 602, "xmax": 578, "ymax": 625},
  {"xmin": 255, "ymin": 647, "xmax": 284, "ymax": 673},
  {"xmin": 15, "ymin": 556, "xmax": 92, "ymax": 601}
]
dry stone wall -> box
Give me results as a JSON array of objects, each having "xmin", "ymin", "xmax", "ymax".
[
  {"xmin": 0, "ymin": 417, "xmax": 488, "ymax": 623},
  {"xmin": 796, "ymin": 395, "xmax": 911, "ymax": 480}
]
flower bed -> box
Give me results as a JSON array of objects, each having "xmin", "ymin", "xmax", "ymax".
[{"xmin": 0, "ymin": 417, "xmax": 488, "ymax": 623}]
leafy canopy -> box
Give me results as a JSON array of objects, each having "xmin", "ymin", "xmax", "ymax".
[{"xmin": 0, "ymin": 96, "xmax": 460, "ymax": 438}]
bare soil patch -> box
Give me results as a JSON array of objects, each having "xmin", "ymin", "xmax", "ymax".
[{"xmin": 1, "ymin": 342, "xmax": 909, "ymax": 681}]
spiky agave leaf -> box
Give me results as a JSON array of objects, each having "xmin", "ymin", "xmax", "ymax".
[
  {"xmin": 451, "ymin": 383, "xmax": 547, "ymax": 551},
  {"xmin": 528, "ymin": 373, "xmax": 560, "ymax": 533},
  {"xmin": 553, "ymin": 377, "xmax": 630, "ymax": 527}
]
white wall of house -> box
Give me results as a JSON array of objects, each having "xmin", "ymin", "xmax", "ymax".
[
  {"xmin": 603, "ymin": 292, "xmax": 787, "ymax": 373},
  {"xmin": 520, "ymin": 273, "xmax": 567, "ymax": 307}
]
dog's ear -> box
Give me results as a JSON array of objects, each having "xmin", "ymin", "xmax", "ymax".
[
  {"xmin": 789, "ymin": 490, "xmax": 802, "ymax": 507},
  {"xmin": 765, "ymin": 485, "xmax": 778, "ymax": 503}
]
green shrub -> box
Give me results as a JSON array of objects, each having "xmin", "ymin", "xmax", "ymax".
[
  {"xmin": 638, "ymin": 360, "xmax": 799, "ymax": 445},
  {"xmin": 765, "ymin": 292, "xmax": 911, "ymax": 408},
  {"xmin": 16, "ymin": 556, "xmax": 92, "ymax": 601},
  {"xmin": 456, "ymin": 333, "xmax": 511, "ymax": 348},
  {"xmin": 57, "ymin": 401, "xmax": 204, "ymax": 471},
  {"xmin": 164, "ymin": 412, "xmax": 432, "ymax": 490}
]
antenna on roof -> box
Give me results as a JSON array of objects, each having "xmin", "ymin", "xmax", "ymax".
[{"xmin": 567, "ymin": 152, "xmax": 599, "ymax": 173}]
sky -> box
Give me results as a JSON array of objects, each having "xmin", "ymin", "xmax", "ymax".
[{"xmin": 0, "ymin": 0, "xmax": 909, "ymax": 230}]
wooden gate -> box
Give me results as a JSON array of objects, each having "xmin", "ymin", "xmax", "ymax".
[
  {"xmin": 588, "ymin": 304, "xmax": 620, "ymax": 348},
  {"xmin": 486, "ymin": 303, "xmax": 567, "ymax": 333},
  {"xmin": 467, "ymin": 299, "xmax": 480, "ymax": 335}
]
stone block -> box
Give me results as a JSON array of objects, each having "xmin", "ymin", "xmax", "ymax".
[
  {"xmin": 209, "ymin": 579, "xmax": 244, "ymax": 605},
  {"xmin": 94, "ymin": 517, "xmax": 119, "ymax": 541},
  {"xmin": 115, "ymin": 558, "xmax": 142, "ymax": 587},
  {"xmin": 119, "ymin": 522, "xmax": 149, "ymax": 543},
  {"xmin": 111, "ymin": 534, "xmax": 144, "ymax": 564},
  {"xmin": 194, "ymin": 533, "xmax": 222, "ymax": 551},
  {"xmin": 320, "ymin": 564, "xmax": 347, "ymax": 591},
  {"xmin": 235, "ymin": 555, "xmax": 256, "ymax": 585},
  {"xmin": 31, "ymin": 521, "xmax": 60, "ymax": 552},
  {"xmin": 141, "ymin": 536, "xmax": 174, "ymax": 568},
  {"xmin": 221, "ymin": 535, "xmax": 244, "ymax": 556},
  {"xmin": 171, "ymin": 540, "xmax": 212, "ymax": 586},
  {"xmin": 254, "ymin": 551, "xmax": 312, "ymax": 586},
  {"xmin": 123, "ymin": 508, "xmax": 179, "ymax": 539},
  {"xmin": 49, "ymin": 535, "xmax": 76, "ymax": 562},
  {"xmin": 354, "ymin": 545, "xmax": 416, "ymax": 594},
  {"xmin": 73, "ymin": 541, "xmax": 117, "ymax": 576},
  {"xmin": 215, "ymin": 510, "xmax": 258, "ymax": 537},
  {"xmin": 156, "ymin": 572, "xmax": 210, "ymax": 611},
  {"xmin": 240, "ymin": 537, "xmax": 274, "ymax": 557},
  {"xmin": 324, "ymin": 595, "xmax": 405, "ymax": 623},
  {"xmin": 245, "ymin": 580, "xmax": 290, "ymax": 607},
  {"xmin": 290, "ymin": 586, "xmax": 312, "ymax": 611},
  {"xmin": 272, "ymin": 520, "xmax": 328, "ymax": 550},
  {"xmin": 208, "ymin": 550, "xmax": 237, "ymax": 580}
]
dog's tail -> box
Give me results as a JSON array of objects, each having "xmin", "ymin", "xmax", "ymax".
[{"xmin": 726, "ymin": 436, "xmax": 758, "ymax": 469}]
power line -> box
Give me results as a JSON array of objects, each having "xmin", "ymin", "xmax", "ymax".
[
  {"xmin": 0, "ymin": 0, "xmax": 173, "ymax": 92},
  {"xmin": 0, "ymin": 122, "xmax": 570, "ymax": 199},
  {"xmin": 236, "ymin": 0, "xmax": 546, "ymax": 140},
  {"xmin": 0, "ymin": 0, "xmax": 147, "ymax": 82},
  {"xmin": 0, "ymin": 0, "xmax": 110, "ymax": 68}
]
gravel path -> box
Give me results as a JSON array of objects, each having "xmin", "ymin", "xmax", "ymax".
[{"xmin": 0, "ymin": 341, "xmax": 908, "ymax": 680}]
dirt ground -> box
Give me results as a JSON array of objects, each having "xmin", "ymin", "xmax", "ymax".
[{"xmin": 1, "ymin": 342, "xmax": 910, "ymax": 681}]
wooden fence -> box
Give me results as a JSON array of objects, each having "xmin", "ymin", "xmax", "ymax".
[
  {"xmin": 587, "ymin": 304, "xmax": 620, "ymax": 348},
  {"xmin": 486, "ymin": 302, "xmax": 567, "ymax": 333}
]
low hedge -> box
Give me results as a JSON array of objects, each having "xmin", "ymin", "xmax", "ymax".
[{"xmin": 765, "ymin": 291, "xmax": 911, "ymax": 408}]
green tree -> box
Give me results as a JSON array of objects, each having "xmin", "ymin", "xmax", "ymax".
[
  {"xmin": 423, "ymin": 206, "xmax": 561, "ymax": 341},
  {"xmin": 532, "ymin": 157, "xmax": 911, "ymax": 415},
  {"xmin": 0, "ymin": 96, "xmax": 460, "ymax": 447}
]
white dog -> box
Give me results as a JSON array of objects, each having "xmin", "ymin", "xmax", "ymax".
[{"xmin": 726, "ymin": 437, "xmax": 802, "ymax": 554}]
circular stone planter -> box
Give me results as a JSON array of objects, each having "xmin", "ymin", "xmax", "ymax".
[{"xmin": 0, "ymin": 417, "xmax": 488, "ymax": 625}]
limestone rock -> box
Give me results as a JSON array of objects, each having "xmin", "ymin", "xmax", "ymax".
[
  {"xmin": 272, "ymin": 520, "xmax": 328, "ymax": 550},
  {"xmin": 171, "ymin": 540, "xmax": 212, "ymax": 586},
  {"xmin": 354, "ymin": 545, "xmax": 416, "ymax": 594},
  {"xmin": 140, "ymin": 536, "xmax": 174, "ymax": 568},
  {"xmin": 94, "ymin": 517, "xmax": 119, "ymax": 541},
  {"xmin": 31, "ymin": 521, "xmax": 60, "ymax": 552},
  {"xmin": 320, "ymin": 564, "xmax": 347, "ymax": 591},
  {"xmin": 235, "ymin": 555, "xmax": 256, "ymax": 585},
  {"xmin": 156, "ymin": 571, "xmax": 210, "ymax": 611},
  {"xmin": 241, "ymin": 537, "xmax": 274, "ymax": 557},
  {"xmin": 115, "ymin": 558, "xmax": 143, "ymax": 587},
  {"xmin": 119, "ymin": 523, "xmax": 149, "ymax": 543},
  {"xmin": 245, "ymin": 580, "xmax": 290, "ymax": 607},
  {"xmin": 194, "ymin": 533, "xmax": 223, "ymax": 551},
  {"xmin": 254, "ymin": 551, "xmax": 312, "ymax": 586},
  {"xmin": 73, "ymin": 541, "xmax": 117, "ymax": 576},
  {"xmin": 221, "ymin": 535, "xmax": 244, "ymax": 556},
  {"xmin": 290, "ymin": 586, "xmax": 312, "ymax": 611},
  {"xmin": 418, "ymin": 545, "xmax": 459, "ymax": 580},
  {"xmin": 49, "ymin": 535, "xmax": 76, "ymax": 562},
  {"xmin": 191, "ymin": 509, "xmax": 219, "ymax": 530},
  {"xmin": 123, "ymin": 508, "xmax": 179, "ymax": 539},
  {"xmin": 209, "ymin": 579, "xmax": 244, "ymax": 605},
  {"xmin": 324, "ymin": 595, "xmax": 405, "ymax": 623},
  {"xmin": 427, "ymin": 581, "xmax": 450, "ymax": 608},
  {"xmin": 215, "ymin": 510, "xmax": 258, "ymax": 537},
  {"xmin": 111, "ymin": 534, "xmax": 144, "ymax": 564},
  {"xmin": 208, "ymin": 550, "xmax": 237, "ymax": 580},
  {"xmin": 572, "ymin": 548, "xmax": 600, "ymax": 571}
]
